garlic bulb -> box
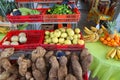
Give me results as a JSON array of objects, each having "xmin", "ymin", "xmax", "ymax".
[
  {"xmin": 11, "ymin": 36, "xmax": 19, "ymax": 42},
  {"xmin": 19, "ymin": 36, "xmax": 27, "ymax": 43},
  {"xmin": 18, "ymin": 32, "xmax": 26, "ymax": 37},
  {"xmin": 2, "ymin": 41, "xmax": 10, "ymax": 45},
  {"xmin": 11, "ymin": 41, "xmax": 19, "ymax": 45}
]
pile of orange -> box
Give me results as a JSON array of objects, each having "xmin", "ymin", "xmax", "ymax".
[{"xmin": 100, "ymin": 34, "xmax": 120, "ymax": 47}]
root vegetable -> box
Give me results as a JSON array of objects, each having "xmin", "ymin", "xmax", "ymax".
[
  {"xmin": 0, "ymin": 48, "xmax": 14, "ymax": 58},
  {"xmin": 0, "ymin": 71, "xmax": 10, "ymax": 80},
  {"xmin": 71, "ymin": 54, "xmax": 83, "ymax": 80},
  {"xmin": 32, "ymin": 69, "xmax": 44, "ymax": 80},
  {"xmin": 49, "ymin": 56, "xmax": 59, "ymax": 80},
  {"xmin": 80, "ymin": 48, "xmax": 93, "ymax": 74},
  {"xmin": 7, "ymin": 74, "xmax": 17, "ymax": 80},
  {"xmin": 36, "ymin": 57, "xmax": 46, "ymax": 80},
  {"xmin": 31, "ymin": 47, "xmax": 46, "ymax": 62},
  {"xmin": 25, "ymin": 72, "xmax": 32, "ymax": 80},
  {"xmin": 65, "ymin": 74, "xmax": 77, "ymax": 80},
  {"xmin": 17, "ymin": 56, "xmax": 31, "ymax": 76},
  {"xmin": 58, "ymin": 56, "xmax": 68, "ymax": 80}
]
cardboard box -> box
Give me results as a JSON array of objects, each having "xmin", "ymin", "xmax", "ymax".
[{"xmin": 41, "ymin": 24, "xmax": 54, "ymax": 30}]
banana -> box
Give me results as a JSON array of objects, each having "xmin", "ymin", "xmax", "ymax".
[
  {"xmin": 110, "ymin": 48, "xmax": 117, "ymax": 58},
  {"xmin": 98, "ymin": 28, "xmax": 103, "ymax": 35},
  {"xmin": 83, "ymin": 33, "xmax": 96, "ymax": 42},
  {"xmin": 90, "ymin": 26, "xmax": 98, "ymax": 32},
  {"xmin": 101, "ymin": 25, "xmax": 108, "ymax": 33},
  {"xmin": 116, "ymin": 48, "xmax": 120, "ymax": 59},
  {"xmin": 0, "ymin": 27, "xmax": 9, "ymax": 34},
  {"xmin": 115, "ymin": 54, "xmax": 119, "ymax": 60},
  {"xmin": 106, "ymin": 48, "xmax": 115, "ymax": 59},
  {"xmin": 84, "ymin": 27, "xmax": 93, "ymax": 35},
  {"xmin": 91, "ymin": 33, "xmax": 99, "ymax": 42}
]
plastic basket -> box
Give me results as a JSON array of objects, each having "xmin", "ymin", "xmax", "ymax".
[
  {"xmin": 43, "ymin": 8, "xmax": 80, "ymax": 22},
  {"xmin": 41, "ymin": 31, "xmax": 85, "ymax": 50},
  {"xmin": 83, "ymin": 72, "xmax": 88, "ymax": 80},
  {"xmin": 0, "ymin": 30, "xmax": 44, "ymax": 50},
  {"xmin": 15, "ymin": 0, "xmax": 75, "ymax": 2},
  {"xmin": 15, "ymin": 0, "xmax": 45, "ymax": 2},
  {"xmin": 7, "ymin": 8, "xmax": 45, "ymax": 23}
]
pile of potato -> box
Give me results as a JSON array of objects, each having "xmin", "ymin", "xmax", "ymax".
[{"xmin": 0, "ymin": 47, "xmax": 92, "ymax": 80}]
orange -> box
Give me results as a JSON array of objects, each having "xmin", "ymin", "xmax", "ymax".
[
  {"xmin": 106, "ymin": 37, "xmax": 111, "ymax": 41},
  {"xmin": 100, "ymin": 37, "xmax": 104, "ymax": 41},
  {"xmin": 103, "ymin": 40, "xmax": 107, "ymax": 45},
  {"xmin": 112, "ymin": 42, "xmax": 118, "ymax": 47},
  {"xmin": 110, "ymin": 39, "xmax": 115, "ymax": 43}
]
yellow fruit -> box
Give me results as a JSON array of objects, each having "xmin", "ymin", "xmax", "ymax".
[
  {"xmin": 110, "ymin": 48, "xmax": 117, "ymax": 58},
  {"xmin": 106, "ymin": 48, "xmax": 115, "ymax": 59},
  {"xmin": 75, "ymin": 28, "xmax": 80, "ymax": 34},
  {"xmin": 61, "ymin": 33, "xmax": 67, "ymax": 38},
  {"xmin": 78, "ymin": 40, "xmax": 84, "ymax": 45},
  {"xmin": 64, "ymin": 40, "xmax": 72, "ymax": 45}
]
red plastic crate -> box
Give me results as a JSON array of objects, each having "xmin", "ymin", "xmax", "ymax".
[
  {"xmin": 7, "ymin": 8, "xmax": 45, "ymax": 23},
  {"xmin": 0, "ymin": 30, "xmax": 44, "ymax": 50},
  {"xmin": 43, "ymin": 8, "xmax": 80, "ymax": 22},
  {"xmin": 83, "ymin": 72, "xmax": 89, "ymax": 80},
  {"xmin": 15, "ymin": 0, "xmax": 75, "ymax": 2},
  {"xmin": 41, "ymin": 31, "xmax": 85, "ymax": 50},
  {"xmin": 15, "ymin": 0, "xmax": 44, "ymax": 2}
]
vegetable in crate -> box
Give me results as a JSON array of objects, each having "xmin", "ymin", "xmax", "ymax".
[
  {"xmin": 10, "ymin": 7, "xmax": 41, "ymax": 16},
  {"xmin": 47, "ymin": 4, "xmax": 73, "ymax": 14}
]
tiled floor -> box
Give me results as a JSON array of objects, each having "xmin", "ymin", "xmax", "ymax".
[
  {"xmin": 77, "ymin": 1, "xmax": 98, "ymax": 80},
  {"xmin": 77, "ymin": 0, "xmax": 96, "ymax": 34}
]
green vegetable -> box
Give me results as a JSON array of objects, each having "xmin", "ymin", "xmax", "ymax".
[
  {"xmin": 18, "ymin": 7, "xmax": 40, "ymax": 15},
  {"xmin": 47, "ymin": 4, "xmax": 73, "ymax": 14}
]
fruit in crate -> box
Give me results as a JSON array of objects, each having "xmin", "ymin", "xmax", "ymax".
[
  {"xmin": 44, "ymin": 28, "xmax": 84, "ymax": 45},
  {"xmin": 83, "ymin": 26, "xmax": 103, "ymax": 42},
  {"xmin": 100, "ymin": 21, "xmax": 119, "ymax": 47},
  {"xmin": 2, "ymin": 32, "xmax": 27, "ymax": 46}
]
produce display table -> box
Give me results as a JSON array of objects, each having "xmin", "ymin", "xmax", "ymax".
[
  {"xmin": 0, "ymin": 34, "xmax": 5, "ymax": 41},
  {"xmin": 86, "ymin": 41, "xmax": 120, "ymax": 80}
]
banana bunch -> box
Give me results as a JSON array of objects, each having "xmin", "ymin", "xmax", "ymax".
[
  {"xmin": 106, "ymin": 47, "xmax": 120, "ymax": 60},
  {"xmin": 0, "ymin": 27, "xmax": 10, "ymax": 34},
  {"xmin": 83, "ymin": 26, "xmax": 103, "ymax": 42}
]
